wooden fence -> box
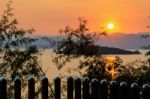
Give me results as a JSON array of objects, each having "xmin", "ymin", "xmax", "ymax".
[{"xmin": 0, "ymin": 76, "xmax": 150, "ymax": 99}]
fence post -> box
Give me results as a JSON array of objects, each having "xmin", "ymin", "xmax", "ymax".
[
  {"xmin": 54, "ymin": 76, "xmax": 61, "ymax": 99},
  {"xmin": 28, "ymin": 76, "xmax": 35, "ymax": 99},
  {"xmin": 99, "ymin": 80, "xmax": 108, "ymax": 99},
  {"xmin": 83, "ymin": 77, "xmax": 90, "ymax": 99},
  {"xmin": 0, "ymin": 77, "xmax": 7, "ymax": 99},
  {"xmin": 142, "ymin": 84, "xmax": 150, "ymax": 99},
  {"xmin": 119, "ymin": 82, "xmax": 129, "ymax": 99},
  {"xmin": 110, "ymin": 81, "xmax": 118, "ymax": 99},
  {"xmin": 75, "ymin": 77, "xmax": 81, "ymax": 99},
  {"xmin": 130, "ymin": 83, "xmax": 139, "ymax": 99},
  {"xmin": 14, "ymin": 77, "xmax": 21, "ymax": 99},
  {"xmin": 41, "ymin": 77, "xmax": 48, "ymax": 99},
  {"xmin": 67, "ymin": 76, "xmax": 73, "ymax": 99},
  {"xmin": 91, "ymin": 79, "xmax": 99, "ymax": 99}
]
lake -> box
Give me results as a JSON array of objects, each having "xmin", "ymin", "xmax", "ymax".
[{"xmin": 39, "ymin": 49, "xmax": 148, "ymax": 80}]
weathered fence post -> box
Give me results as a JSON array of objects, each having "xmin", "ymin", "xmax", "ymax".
[
  {"xmin": 83, "ymin": 77, "xmax": 90, "ymax": 99},
  {"xmin": 110, "ymin": 81, "xmax": 118, "ymax": 99},
  {"xmin": 130, "ymin": 83, "xmax": 139, "ymax": 99},
  {"xmin": 54, "ymin": 77, "xmax": 61, "ymax": 99},
  {"xmin": 75, "ymin": 77, "xmax": 81, "ymax": 99},
  {"xmin": 91, "ymin": 79, "xmax": 99, "ymax": 99},
  {"xmin": 67, "ymin": 76, "xmax": 73, "ymax": 99},
  {"xmin": 119, "ymin": 82, "xmax": 129, "ymax": 99},
  {"xmin": 0, "ymin": 77, "xmax": 7, "ymax": 99},
  {"xmin": 14, "ymin": 77, "xmax": 21, "ymax": 99},
  {"xmin": 99, "ymin": 80, "xmax": 108, "ymax": 99},
  {"xmin": 142, "ymin": 84, "xmax": 150, "ymax": 99},
  {"xmin": 41, "ymin": 77, "xmax": 48, "ymax": 99},
  {"xmin": 28, "ymin": 76, "xmax": 35, "ymax": 99}
]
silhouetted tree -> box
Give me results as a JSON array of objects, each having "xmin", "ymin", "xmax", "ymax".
[
  {"xmin": 53, "ymin": 17, "xmax": 114, "ymax": 80},
  {"xmin": 115, "ymin": 59, "xmax": 150, "ymax": 86},
  {"xmin": 0, "ymin": 1, "xmax": 54, "ymax": 98}
]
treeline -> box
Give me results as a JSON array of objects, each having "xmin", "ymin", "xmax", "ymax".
[{"xmin": 97, "ymin": 46, "xmax": 141, "ymax": 55}]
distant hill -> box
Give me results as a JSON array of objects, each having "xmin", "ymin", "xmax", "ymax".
[
  {"xmin": 33, "ymin": 32, "xmax": 150, "ymax": 49},
  {"xmin": 97, "ymin": 46, "xmax": 141, "ymax": 55}
]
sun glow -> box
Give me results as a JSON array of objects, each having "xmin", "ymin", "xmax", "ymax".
[{"xmin": 107, "ymin": 23, "xmax": 114, "ymax": 30}]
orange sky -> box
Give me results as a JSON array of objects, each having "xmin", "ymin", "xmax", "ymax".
[{"xmin": 0, "ymin": 0, "xmax": 150, "ymax": 35}]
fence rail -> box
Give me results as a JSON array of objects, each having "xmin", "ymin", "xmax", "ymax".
[{"xmin": 0, "ymin": 76, "xmax": 150, "ymax": 99}]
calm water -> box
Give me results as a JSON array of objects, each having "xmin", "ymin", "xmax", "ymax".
[
  {"xmin": 106, "ymin": 50, "xmax": 147, "ymax": 64},
  {"xmin": 38, "ymin": 49, "xmax": 148, "ymax": 79},
  {"xmin": 0, "ymin": 49, "xmax": 147, "ymax": 79}
]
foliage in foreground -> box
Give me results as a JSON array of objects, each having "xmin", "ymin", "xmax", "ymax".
[
  {"xmin": 0, "ymin": 1, "xmax": 54, "ymax": 98},
  {"xmin": 53, "ymin": 18, "xmax": 110, "ymax": 79}
]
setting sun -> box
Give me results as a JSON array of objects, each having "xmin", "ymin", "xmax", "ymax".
[{"xmin": 107, "ymin": 23, "xmax": 114, "ymax": 30}]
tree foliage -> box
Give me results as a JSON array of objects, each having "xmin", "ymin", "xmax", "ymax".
[
  {"xmin": 0, "ymin": 1, "xmax": 54, "ymax": 98},
  {"xmin": 114, "ymin": 59, "xmax": 150, "ymax": 86},
  {"xmin": 53, "ymin": 18, "xmax": 118, "ymax": 80}
]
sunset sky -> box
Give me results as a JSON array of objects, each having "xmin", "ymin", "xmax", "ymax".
[{"xmin": 0, "ymin": 0, "xmax": 150, "ymax": 35}]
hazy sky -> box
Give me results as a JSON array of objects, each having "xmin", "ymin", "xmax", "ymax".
[{"xmin": 0, "ymin": 0, "xmax": 150, "ymax": 35}]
